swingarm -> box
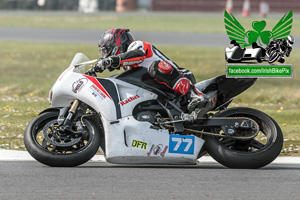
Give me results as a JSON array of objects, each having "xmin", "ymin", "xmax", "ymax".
[{"xmin": 161, "ymin": 117, "xmax": 259, "ymax": 140}]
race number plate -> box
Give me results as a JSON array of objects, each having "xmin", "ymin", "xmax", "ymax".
[{"xmin": 169, "ymin": 135, "xmax": 195, "ymax": 155}]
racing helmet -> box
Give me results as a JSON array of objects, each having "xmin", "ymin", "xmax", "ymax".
[
  {"xmin": 287, "ymin": 35, "xmax": 294, "ymax": 47},
  {"xmin": 98, "ymin": 28, "xmax": 135, "ymax": 58}
]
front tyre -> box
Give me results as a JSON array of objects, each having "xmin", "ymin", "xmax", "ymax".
[
  {"xmin": 205, "ymin": 107, "xmax": 283, "ymax": 169},
  {"xmin": 24, "ymin": 111, "xmax": 101, "ymax": 167}
]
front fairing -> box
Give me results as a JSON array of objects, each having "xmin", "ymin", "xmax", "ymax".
[
  {"xmin": 49, "ymin": 53, "xmax": 158, "ymax": 121},
  {"xmin": 49, "ymin": 53, "xmax": 90, "ymax": 103},
  {"xmin": 49, "ymin": 59, "xmax": 119, "ymax": 120}
]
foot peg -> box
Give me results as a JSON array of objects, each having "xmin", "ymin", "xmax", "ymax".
[{"xmin": 181, "ymin": 108, "xmax": 201, "ymax": 122}]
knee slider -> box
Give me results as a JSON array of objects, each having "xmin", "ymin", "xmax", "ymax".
[
  {"xmin": 158, "ymin": 61, "xmax": 173, "ymax": 74},
  {"xmin": 148, "ymin": 61, "xmax": 182, "ymax": 87}
]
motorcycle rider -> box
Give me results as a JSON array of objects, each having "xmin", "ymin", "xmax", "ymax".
[{"xmin": 95, "ymin": 28, "xmax": 208, "ymax": 113}]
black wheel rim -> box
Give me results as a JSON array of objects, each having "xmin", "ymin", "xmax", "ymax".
[
  {"xmin": 32, "ymin": 115, "xmax": 94, "ymax": 155},
  {"xmin": 214, "ymin": 114, "xmax": 274, "ymax": 154}
]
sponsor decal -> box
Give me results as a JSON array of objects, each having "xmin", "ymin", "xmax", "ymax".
[
  {"xmin": 83, "ymin": 75, "xmax": 112, "ymax": 100},
  {"xmin": 89, "ymin": 85, "xmax": 107, "ymax": 102},
  {"xmin": 169, "ymin": 135, "xmax": 194, "ymax": 155},
  {"xmin": 72, "ymin": 78, "xmax": 87, "ymax": 93},
  {"xmin": 120, "ymin": 94, "xmax": 140, "ymax": 106},
  {"xmin": 178, "ymin": 81, "xmax": 188, "ymax": 95},
  {"xmin": 147, "ymin": 144, "xmax": 168, "ymax": 157},
  {"xmin": 160, "ymin": 145, "xmax": 168, "ymax": 157},
  {"xmin": 122, "ymin": 59, "xmax": 144, "ymax": 66},
  {"xmin": 128, "ymin": 41, "xmax": 143, "ymax": 51},
  {"xmin": 158, "ymin": 61, "xmax": 172, "ymax": 74},
  {"xmin": 90, "ymin": 84, "xmax": 106, "ymax": 99},
  {"xmin": 128, "ymin": 41, "xmax": 137, "ymax": 50},
  {"xmin": 111, "ymin": 46, "xmax": 119, "ymax": 56},
  {"xmin": 131, "ymin": 140, "xmax": 147, "ymax": 150},
  {"xmin": 174, "ymin": 78, "xmax": 190, "ymax": 95},
  {"xmin": 210, "ymin": 95, "xmax": 217, "ymax": 106}
]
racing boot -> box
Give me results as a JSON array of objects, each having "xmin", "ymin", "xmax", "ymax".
[
  {"xmin": 186, "ymin": 86, "xmax": 208, "ymax": 112},
  {"xmin": 172, "ymin": 77, "xmax": 208, "ymax": 113}
]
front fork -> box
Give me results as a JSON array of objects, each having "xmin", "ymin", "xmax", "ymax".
[
  {"xmin": 54, "ymin": 99, "xmax": 80, "ymax": 126},
  {"xmin": 55, "ymin": 99, "xmax": 88, "ymax": 137},
  {"xmin": 63, "ymin": 99, "xmax": 80, "ymax": 126}
]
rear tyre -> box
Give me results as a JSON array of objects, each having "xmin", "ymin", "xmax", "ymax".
[
  {"xmin": 204, "ymin": 107, "xmax": 283, "ymax": 169},
  {"xmin": 24, "ymin": 111, "xmax": 101, "ymax": 167}
]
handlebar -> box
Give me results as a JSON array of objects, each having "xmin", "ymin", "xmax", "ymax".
[{"xmin": 85, "ymin": 67, "xmax": 97, "ymax": 77}]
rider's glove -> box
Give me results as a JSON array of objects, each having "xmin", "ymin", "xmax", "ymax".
[
  {"xmin": 95, "ymin": 56, "xmax": 121, "ymax": 73},
  {"xmin": 95, "ymin": 58, "xmax": 111, "ymax": 73}
]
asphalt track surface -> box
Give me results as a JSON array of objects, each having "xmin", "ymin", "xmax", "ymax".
[
  {"xmin": 1, "ymin": 161, "xmax": 300, "ymax": 200},
  {"xmin": 1, "ymin": 150, "xmax": 300, "ymax": 200},
  {"xmin": 0, "ymin": 27, "xmax": 230, "ymax": 47},
  {"xmin": 1, "ymin": 26, "xmax": 300, "ymax": 49}
]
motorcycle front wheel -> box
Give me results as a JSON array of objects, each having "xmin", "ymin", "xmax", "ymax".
[
  {"xmin": 204, "ymin": 107, "xmax": 283, "ymax": 169},
  {"xmin": 24, "ymin": 111, "xmax": 101, "ymax": 167}
]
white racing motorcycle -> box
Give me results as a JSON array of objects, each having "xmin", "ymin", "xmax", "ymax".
[{"xmin": 24, "ymin": 53, "xmax": 283, "ymax": 168}]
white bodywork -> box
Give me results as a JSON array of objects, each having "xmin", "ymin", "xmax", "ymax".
[{"xmin": 49, "ymin": 53, "xmax": 205, "ymax": 165}]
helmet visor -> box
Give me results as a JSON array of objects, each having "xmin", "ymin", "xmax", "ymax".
[
  {"xmin": 98, "ymin": 32, "xmax": 112, "ymax": 58},
  {"xmin": 99, "ymin": 47, "xmax": 109, "ymax": 58}
]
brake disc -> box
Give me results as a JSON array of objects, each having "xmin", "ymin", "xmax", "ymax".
[{"xmin": 43, "ymin": 120, "xmax": 82, "ymax": 147}]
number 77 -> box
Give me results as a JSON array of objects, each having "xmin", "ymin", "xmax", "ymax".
[{"xmin": 171, "ymin": 138, "xmax": 193, "ymax": 152}]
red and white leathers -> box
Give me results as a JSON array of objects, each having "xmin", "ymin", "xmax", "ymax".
[
  {"xmin": 124, "ymin": 40, "xmax": 177, "ymax": 70},
  {"xmin": 119, "ymin": 41, "xmax": 193, "ymax": 92},
  {"xmin": 103, "ymin": 40, "xmax": 207, "ymax": 111}
]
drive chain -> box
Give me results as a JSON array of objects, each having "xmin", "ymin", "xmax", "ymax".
[{"xmin": 163, "ymin": 117, "xmax": 260, "ymax": 140}]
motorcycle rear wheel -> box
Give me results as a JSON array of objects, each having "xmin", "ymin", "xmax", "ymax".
[
  {"xmin": 204, "ymin": 107, "xmax": 283, "ymax": 169},
  {"xmin": 24, "ymin": 111, "xmax": 101, "ymax": 167}
]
